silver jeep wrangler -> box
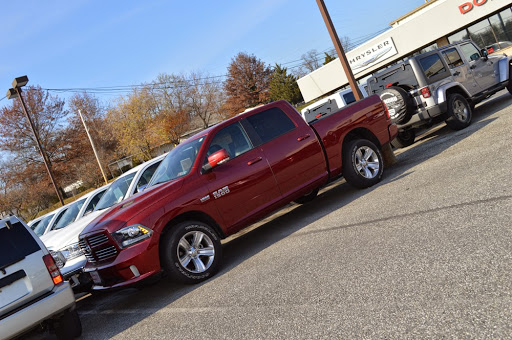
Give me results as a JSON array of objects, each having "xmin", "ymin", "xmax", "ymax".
[{"xmin": 367, "ymin": 40, "xmax": 512, "ymax": 147}]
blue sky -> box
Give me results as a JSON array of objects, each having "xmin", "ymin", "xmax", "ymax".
[{"xmin": 0, "ymin": 0, "xmax": 426, "ymax": 103}]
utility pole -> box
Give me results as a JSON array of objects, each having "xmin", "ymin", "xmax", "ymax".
[
  {"xmin": 316, "ymin": 0, "xmax": 363, "ymax": 100},
  {"xmin": 78, "ymin": 109, "xmax": 109, "ymax": 185},
  {"xmin": 315, "ymin": 2, "xmax": 396, "ymax": 166},
  {"xmin": 7, "ymin": 77, "xmax": 65, "ymax": 206}
]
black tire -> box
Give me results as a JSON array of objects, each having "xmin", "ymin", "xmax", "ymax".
[
  {"xmin": 390, "ymin": 129, "xmax": 416, "ymax": 148},
  {"xmin": 54, "ymin": 309, "xmax": 82, "ymax": 340},
  {"xmin": 294, "ymin": 188, "xmax": 319, "ymax": 204},
  {"xmin": 161, "ymin": 221, "xmax": 222, "ymax": 284},
  {"xmin": 379, "ymin": 86, "xmax": 414, "ymax": 124},
  {"xmin": 444, "ymin": 93, "xmax": 472, "ymax": 130},
  {"xmin": 342, "ymin": 139, "xmax": 384, "ymax": 189}
]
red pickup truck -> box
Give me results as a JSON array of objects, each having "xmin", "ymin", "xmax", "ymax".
[{"xmin": 79, "ymin": 98, "xmax": 397, "ymax": 289}]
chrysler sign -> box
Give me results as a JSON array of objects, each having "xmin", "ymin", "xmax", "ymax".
[{"xmin": 349, "ymin": 37, "xmax": 398, "ymax": 74}]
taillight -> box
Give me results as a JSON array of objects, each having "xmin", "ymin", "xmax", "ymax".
[
  {"xmin": 383, "ymin": 103, "xmax": 390, "ymax": 119},
  {"xmin": 420, "ymin": 87, "xmax": 431, "ymax": 98},
  {"xmin": 43, "ymin": 254, "xmax": 64, "ymax": 285}
]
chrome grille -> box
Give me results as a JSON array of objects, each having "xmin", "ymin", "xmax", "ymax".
[
  {"xmin": 95, "ymin": 246, "xmax": 118, "ymax": 261},
  {"xmin": 87, "ymin": 234, "xmax": 109, "ymax": 247},
  {"xmin": 79, "ymin": 233, "xmax": 118, "ymax": 263}
]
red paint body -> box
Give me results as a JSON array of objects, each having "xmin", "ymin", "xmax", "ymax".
[{"xmin": 80, "ymin": 97, "xmax": 397, "ymax": 289}]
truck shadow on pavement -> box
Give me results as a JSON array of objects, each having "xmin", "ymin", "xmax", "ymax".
[{"xmin": 71, "ymin": 92, "xmax": 511, "ymax": 340}]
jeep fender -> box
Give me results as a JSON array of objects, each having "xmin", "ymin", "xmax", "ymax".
[
  {"xmin": 498, "ymin": 56, "xmax": 512, "ymax": 82},
  {"xmin": 435, "ymin": 83, "xmax": 471, "ymax": 105}
]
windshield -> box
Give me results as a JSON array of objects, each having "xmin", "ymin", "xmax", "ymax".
[
  {"xmin": 53, "ymin": 198, "xmax": 86, "ymax": 230},
  {"xmin": 95, "ymin": 173, "xmax": 136, "ymax": 211},
  {"xmin": 149, "ymin": 137, "xmax": 205, "ymax": 186},
  {"xmin": 33, "ymin": 214, "xmax": 55, "ymax": 236}
]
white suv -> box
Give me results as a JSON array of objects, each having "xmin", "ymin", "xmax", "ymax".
[{"xmin": 0, "ymin": 215, "xmax": 81, "ymax": 340}]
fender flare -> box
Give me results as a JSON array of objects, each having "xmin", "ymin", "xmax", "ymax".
[{"xmin": 435, "ymin": 83, "xmax": 471, "ymax": 105}]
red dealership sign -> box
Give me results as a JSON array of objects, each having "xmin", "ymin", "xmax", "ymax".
[{"xmin": 459, "ymin": 0, "xmax": 488, "ymax": 15}]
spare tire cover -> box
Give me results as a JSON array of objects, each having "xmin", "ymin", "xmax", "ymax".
[{"xmin": 379, "ymin": 86, "xmax": 413, "ymax": 125}]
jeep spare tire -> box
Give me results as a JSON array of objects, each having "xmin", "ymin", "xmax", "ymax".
[{"xmin": 379, "ymin": 86, "xmax": 413, "ymax": 125}]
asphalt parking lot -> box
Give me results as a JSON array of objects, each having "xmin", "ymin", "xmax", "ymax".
[{"xmin": 37, "ymin": 91, "xmax": 512, "ymax": 339}]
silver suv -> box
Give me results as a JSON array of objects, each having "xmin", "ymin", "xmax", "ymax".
[
  {"xmin": 0, "ymin": 215, "xmax": 81, "ymax": 340},
  {"xmin": 367, "ymin": 40, "xmax": 512, "ymax": 147}
]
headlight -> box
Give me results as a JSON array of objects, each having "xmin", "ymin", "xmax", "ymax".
[
  {"xmin": 49, "ymin": 250, "xmax": 67, "ymax": 268},
  {"xmin": 112, "ymin": 224, "xmax": 153, "ymax": 248},
  {"xmin": 58, "ymin": 242, "xmax": 84, "ymax": 261}
]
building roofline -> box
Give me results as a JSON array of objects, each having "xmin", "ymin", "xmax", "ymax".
[{"xmin": 389, "ymin": 0, "xmax": 439, "ymax": 26}]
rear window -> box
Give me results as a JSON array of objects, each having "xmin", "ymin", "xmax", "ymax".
[
  {"xmin": 0, "ymin": 221, "xmax": 40, "ymax": 270},
  {"xmin": 367, "ymin": 64, "xmax": 419, "ymax": 94},
  {"xmin": 419, "ymin": 54, "xmax": 446, "ymax": 78}
]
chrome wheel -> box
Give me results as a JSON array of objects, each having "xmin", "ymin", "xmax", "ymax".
[
  {"xmin": 354, "ymin": 146, "xmax": 380, "ymax": 179},
  {"xmin": 453, "ymin": 99, "xmax": 469, "ymax": 122},
  {"xmin": 177, "ymin": 230, "xmax": 215, "ymax": 273}
]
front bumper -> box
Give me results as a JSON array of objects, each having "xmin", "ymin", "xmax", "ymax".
[
  {"xmin": 60, "ymin": 255, "xmax": 92, "ymax": 291},
  {"xmin": 0, "ymin": 282, "xmax": 75, "ymax": 340},
  {"xmin": 83, "ymin": 238, "xmax": 161, "ymax": 290}
]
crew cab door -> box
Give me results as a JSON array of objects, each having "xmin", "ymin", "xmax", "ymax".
[
  {"xmin": 242, "ymin": 103, "xmax": 326, "ymax": 200},
  {"xmin": 204, "ymin": 122, "xmax": 280, "ymax": 232},
  {"xmin": 459, "ymin": 42, "xmax": 500, "ymax": 91}
]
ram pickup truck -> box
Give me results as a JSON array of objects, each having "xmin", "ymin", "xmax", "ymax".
[{"xmin": 79, "ymin": 98, "xmax": 397, "ymax": 289}]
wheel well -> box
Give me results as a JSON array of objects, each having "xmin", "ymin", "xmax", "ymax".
[
  {"xmin": 159, "ymin": 211, "xmax": 225, "ymax": 243},
  {"xmin": 342, "ymin": 128, "xmax": 381, "ymax": 151},
  {"xmin": 445, "ymin": 86, "xmax": 469, "ymax": 100}
]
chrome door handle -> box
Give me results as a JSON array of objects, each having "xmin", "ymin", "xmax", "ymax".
[
  {"xmin": 297, "ymin": 134, "xmax": 311, "ymax": 142},
  {"xmin": 247, "ymin": 157, "xmax": 262, "ymax": 166}
]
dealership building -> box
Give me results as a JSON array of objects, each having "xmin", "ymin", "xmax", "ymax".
[{"xmin": 298, "ymin": 0, "xmax": 512, "ymax": 103}]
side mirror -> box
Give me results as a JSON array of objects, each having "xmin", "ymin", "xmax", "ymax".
[
  {"xmin": 202, "ymin": 149, "xmax": 230, "ymax": 172},
  {"xmin": 480, "ymin": 49, "xmax": 489, "ymax": 60},
  {"xmin": 137, "ymin": 184, "xmax": 148, "ymax": 193}
]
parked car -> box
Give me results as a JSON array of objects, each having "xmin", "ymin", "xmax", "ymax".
[
  {"xmin": 486, "ymin": 41, "xmax": 512, "ymax": 54},
  {"xmin": 79, "ymin": 98, "xmax": 397, "ymax": 290},
  {"xmin": 367, "ymin": 39, "xmax": 512, "ymax": 147},
  {"xmin": 0, "ymin": 215, "xmax": 81, "ymax": 340},
  {"xmin": 300, "ymin": 85, "xmax": 368, "ymax": 123},
  {"xmin": 29, "ymin": 204, "xmax": 71, "ymax": 237},
  {"xmin": 28, "ymin": 184, "xmax": 109, "ymax": 238},
  {"xmin": 41, "ymin": 154, "xmax": 165, "ymax": 292}
]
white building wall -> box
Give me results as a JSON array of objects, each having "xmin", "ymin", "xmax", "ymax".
[{"xmin": 298, "ymin": 0, "xmax": 508, "ymax": 102}]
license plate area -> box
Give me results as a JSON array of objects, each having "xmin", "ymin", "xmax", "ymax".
[{"xmin": 89, "ymin": 271, "xmax": 103, "ymax": 285}]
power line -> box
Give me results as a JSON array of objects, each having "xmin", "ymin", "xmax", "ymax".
[{"xmin": 12, "ymin": 27, "xmax": 391, "ymax": 98}]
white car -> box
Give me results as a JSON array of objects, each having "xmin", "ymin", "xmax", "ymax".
[
  {"xmin": 28, "ymin": 184, "xmax": 110, "ymax": 237},
  {"xmin": 300, "ymin": 85, "xmax": 368, "ymax": 123},
  {"xmin": 41, "ymin": 154, "xmax": 166, "ymax": 291},
  {"xmin": 0, "ymin": 215, "xmax": 81, "ymax": 339}
]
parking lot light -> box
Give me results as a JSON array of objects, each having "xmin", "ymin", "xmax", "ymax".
[{"xmin": 7, "ymin": 76, "xmax": 65, "ymax": 206}]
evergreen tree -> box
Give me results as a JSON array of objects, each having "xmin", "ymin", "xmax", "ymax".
[{"xmin": 269, "ymin": 64, "xmax": 303, "ymax": 105}]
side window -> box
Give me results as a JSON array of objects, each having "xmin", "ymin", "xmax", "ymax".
[
  {"xmin": 135, "ymin": 161, "xmax": 161, "ymax": 193},
  {"xmin": 205, "ymin": 122, "xmax": 252, "ymax": 163},
  {"xmin": 84, "ymin": 190, "xmax": 106, "ymax": 215},
  {"xmin": 419, "ymin": 54, "xmax": 446, "ymax": 78},
  {"xmin": 460, "ymin": 43, "xmax": 481, "ymax": 62},
  {"xmin": 244, "ymin": 108, "xmax": 296, "ymax": 146},
  {"xmin": 342, "ymin": 92, "xmax": 356, "ymax": 105},
  {"xmin": 442, "ymin": 48, "xmax": 464, "ymax": 68}
]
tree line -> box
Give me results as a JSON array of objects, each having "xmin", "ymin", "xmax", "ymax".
[{"xmin": 0, "ymin": 48, "xmax": 342, "ymax": 221}]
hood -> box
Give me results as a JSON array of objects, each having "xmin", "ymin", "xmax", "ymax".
[
  {"xmin": 81, "ymin": 178, "xmax": 184, "ymax": 235},
  {"xmin": 40, "ymin": 209, "xmax": 105, "ymax": 250}
]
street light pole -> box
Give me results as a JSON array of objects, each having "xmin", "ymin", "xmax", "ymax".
[
  {"xmin": 7, "ymin": 77, "xmax": 65, "ymax": 206},
  {"xmin": 78, "ymin": 109, "xmax": 109, "ymax": 185},
  {"xmin": 316, "ymin": 0, "xmax": 363, "ymax": 101}
]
